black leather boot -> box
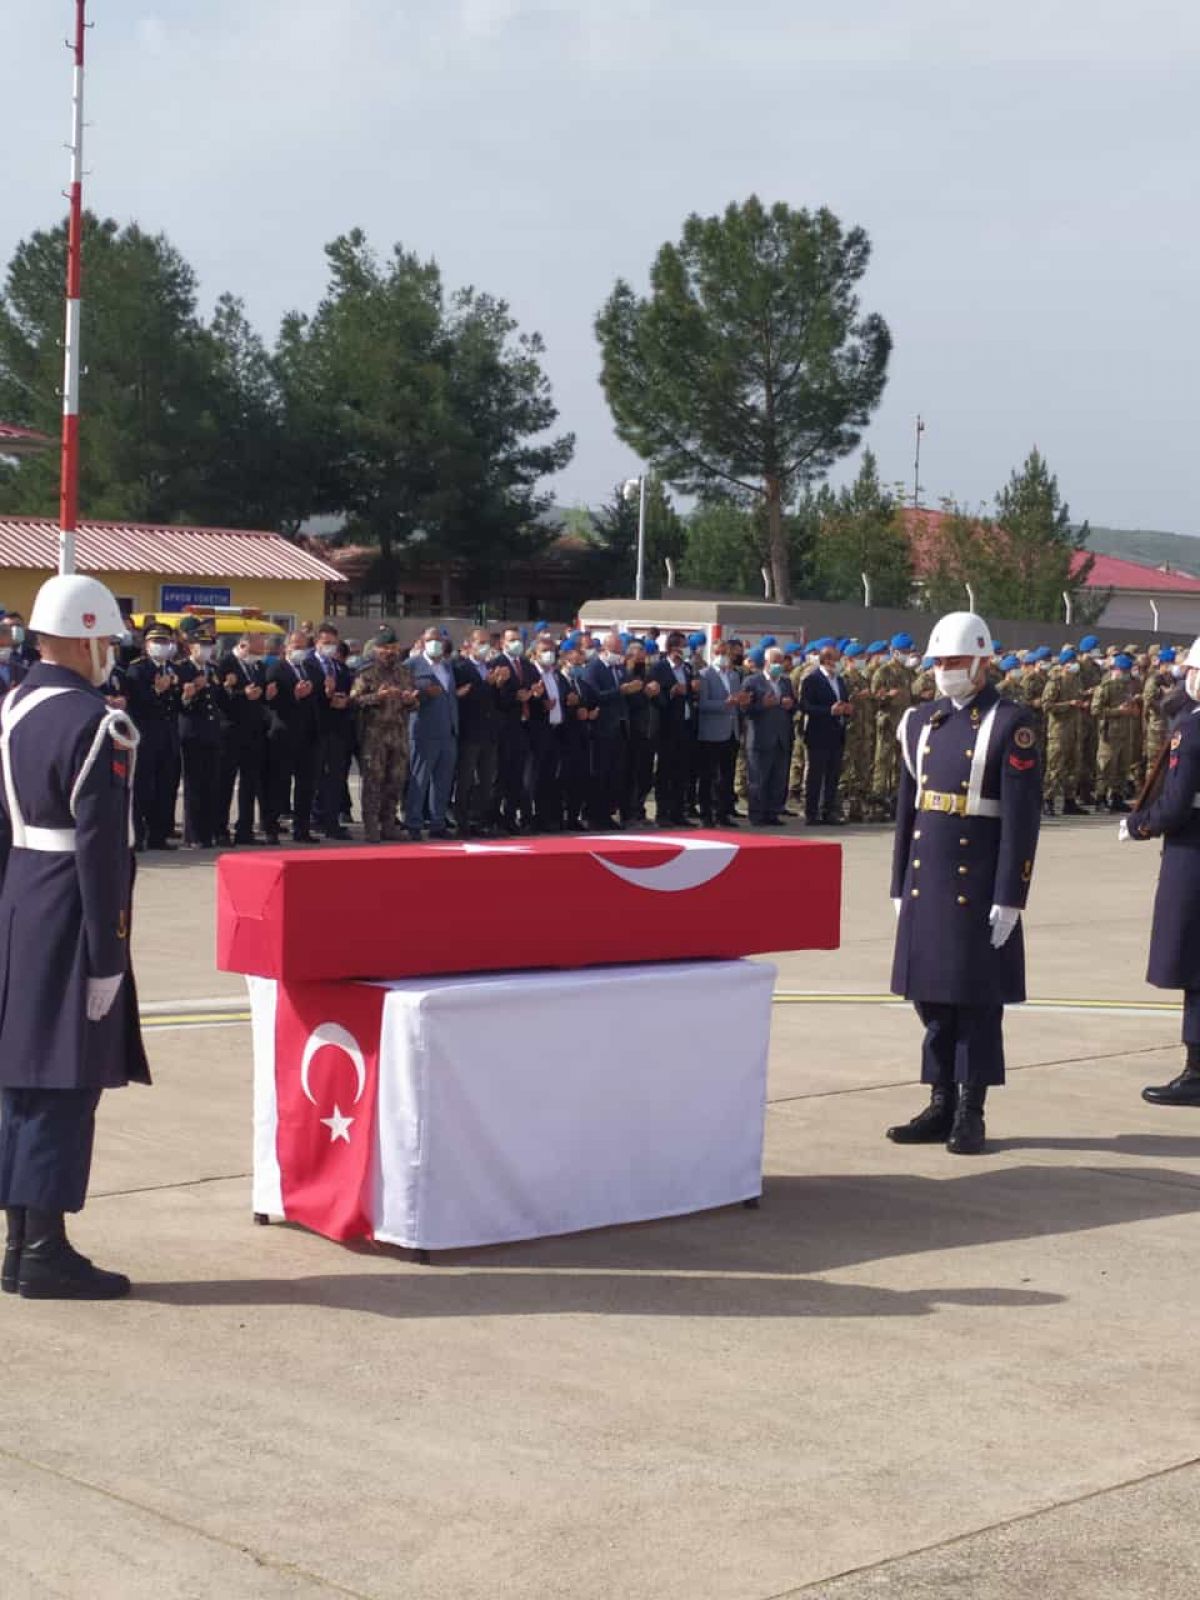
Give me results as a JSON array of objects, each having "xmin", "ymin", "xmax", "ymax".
[
  {"xmin": 887, "ymin": 1084, "xmax": 956, "ymax": 1144},
  {"xmin": 2, "ymin": 1207, "xmax": 25, "ymax": 1295},
  {"xmin": 947, "ymin": 1085, "xmax": 988, "ymax": 1155},
  {"xmin": 18, "ymin": 1210, "xmax": 131, "ymax": 1300},
  {"xmin": 1142, "ymin": 1061, "xmax": 1200, "ymax": 1107}
]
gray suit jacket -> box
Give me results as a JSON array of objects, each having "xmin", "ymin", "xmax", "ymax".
[
  {"xmin": 408, "ymin": 653, "xmax": 459, "ymax": 748},
  {"xmin": 743, "ymin": 671, "xmax": 795, "ymax": 750},
  {"xmin": 696, "ymin": 666, "xmax": 741, "ymax": 743}
]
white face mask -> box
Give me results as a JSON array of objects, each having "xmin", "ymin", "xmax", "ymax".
[
  {"xmin": 713, "ymin": 655, "xmax": 729, "ymax": 670},
  {"xmin": 905, "ymin": 654, "xmax": 920, "ymax": 669},
  {"xmin": 287, "ymin": 649, "xmax": 309, "ymax": 667},
  {"xmin": 147, "ymin": 641, "xmax": 173, "ymax": 662},
  {"xmin": 474, "ymin": 644, "xmax": 491, "ymax": 661},
  {"xmin": 1187, "ymin": 668, "xmax": 1200, "ymax": 704},
  {"xmin": 88, "ymin": 640, "xmax": 115, "ymax": 688},
  {"xmin": 1066, "ymin": 661, "xmax": 1080, "ymax": 674},
  {"xmin": 504, "ymin": 640, "xmax": 523, "ymax": 658},
  {"xmin": 0, "ymin": 647, "xmax": 11, "ymax": 663},
  {"xmin": 193, "ymin": 644, "xmax": 214, "ymax": 664},
  {"xmin": 538, "ymin": 650, "xmax": 557, "ymax": 667},
  {"xmin": 604, "ymin": 651, "xmax": 623, "ymax": 668},
  {"xmin": 935, "ymin": 665, "xmax": 978, "ymax": 701},
  {"xmin": 316, "ymin": 642, "xmax": 338, "ymax": 660},
  {"xmin": 425, "ymin": 640, "xmax": 444, "ymax": 660}
]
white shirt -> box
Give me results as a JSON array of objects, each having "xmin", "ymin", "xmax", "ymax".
[
  {"xmin": 670, "ymin": 658, "xmax": 692, "ymax": 720},
  {"xmin": 538, "ymin": 666, "xmax": 563, "ymax": 726}
]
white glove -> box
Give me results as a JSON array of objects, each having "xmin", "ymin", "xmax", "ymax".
[
  {"xmin": 988, "ymin": 905, "xmax": 1020, "ymax": 950},
  {"xmin": 1117, "ymin": 819, "xmax": 1130, "ymax": 842},
  {"xmin": 892, "ymin": 898, "xmax": 902, "ymax": 918},
  {"xmin": 86, "ymin": 974, "xmax": 124, "ymax": 1022}
]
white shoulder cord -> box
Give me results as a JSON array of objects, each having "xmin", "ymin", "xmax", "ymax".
[{"xmin": 70, "ymin": 708, "xmax": 142, "ymax": 847}]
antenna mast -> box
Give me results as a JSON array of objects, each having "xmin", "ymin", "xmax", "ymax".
[
  {"xmin": 912, "ymin": 414, "xmax": 925, "ymax": 511},
  {"xmin": 59, "ymin": 0, "xmax": 88, "ymax": 575}
]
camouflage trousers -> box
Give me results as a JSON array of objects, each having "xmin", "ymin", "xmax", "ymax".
[
  {"xmin": 788, "ymin": 735, "xmax": 807, "ymax": 799},
  {"xmin": 360, "ymin": 730, "xmax": 409, "ymax": 841},
  {"xmin": 870, "ymin": 712, "xmax": 903, "ymax": 816},
  {"xmin": 1044, "ymin": 727, "xmax": 1081, "ymax": 801},
  {"xmin": 1097, "ymin": 730, "xmax": 1135, "ymax": 798}
]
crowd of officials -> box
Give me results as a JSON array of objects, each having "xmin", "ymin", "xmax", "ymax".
[{"xmin": 0, "ymin": 608, "xmax": 1183, "ymax": 848}]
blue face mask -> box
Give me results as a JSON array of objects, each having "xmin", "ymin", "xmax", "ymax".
[{"xmin": 768, "ymin": 663, "xmax": 784, "ymax": 679}]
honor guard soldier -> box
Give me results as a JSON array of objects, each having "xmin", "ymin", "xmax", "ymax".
[
  {"xmin": 125, "ymin": 621, "xmax": 181, "ymax": 850},
  {"xmin": 887, "ymin": 611, "xmax": 1043, "ymax": 1155},
  {"xmin": 1123, "ymin": 636, "xmax": 1200, "ymax": 1105},
  {"xmin": 0, "ymin": 575, "xmax": 150, "ymax": 1299}
]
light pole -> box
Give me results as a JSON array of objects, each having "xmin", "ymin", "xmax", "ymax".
[
  {"xmin": 623, "ymin": 475, "xmax": 648, "ymax": 601},
  {"xmin": 59, "ymin": 0, "xmax": 89, "ymax": 576}
]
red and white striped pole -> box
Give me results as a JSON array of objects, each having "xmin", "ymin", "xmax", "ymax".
[{"xmin": 58, "ymin": 0, "xmax": 87, "ymax": 576}]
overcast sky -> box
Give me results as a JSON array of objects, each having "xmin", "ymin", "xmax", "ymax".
[{"xmin": 5, "ymin": 2, "xmax": 1199, "ymax": 532}]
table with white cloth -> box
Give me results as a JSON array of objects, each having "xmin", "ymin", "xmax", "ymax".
[{"xmin": 251, "ymin": 958, "xmax": 776, "ymax": 1252}]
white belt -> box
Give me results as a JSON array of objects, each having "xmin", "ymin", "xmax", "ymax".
[{"xmin": 19, "ymin": 826, "xmax": 77, "ymax": 853}]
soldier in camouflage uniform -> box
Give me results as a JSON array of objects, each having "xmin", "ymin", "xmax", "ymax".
[
  {"xmin": 788, "ymin": 646, "xmax": 819, "ymax": 802},
  {"xmin": 1018, "ymin": 649, "xmax": 1049, "ymax": 761},
  {"xmin": 1075, "ymin": 636, "xmax": 1104, "ymax": 805},
  {"xmin": 1040, "ymin": 649, "xmax": 1089, "ymax": 816},
  {"xmin": 1091, "ymin": 653, "xmax": 1141, "ymax": 813},
  {"xmin": 351, "ymin": 627, "xmax": 418, "ymax": 842},
  {"xmin": 995, "ymin": 654, "xmax": 1023, "ymax": 702},
  {"xmin": 868, "ymin": 635, "xmax": 913, "ymax": 821},
  {"xmin": 835, "ymin": 643, "xmax": 874, "ymax": 821},
  {"xmin": 1142, "ymin": 648, "xmax": 1176, "ymax": 780},
  {"xmin": 909, "ymin": 660, "xmax": 937, "ymax": 705}
]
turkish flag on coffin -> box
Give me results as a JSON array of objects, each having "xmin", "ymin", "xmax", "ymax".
[
  {"xmin": 273, "ymin": 980, "xmax": 386, "ymax": 1240},
  {"xmin": 217, "ymin": 832, "xmax": 841, "ymax": 983}
]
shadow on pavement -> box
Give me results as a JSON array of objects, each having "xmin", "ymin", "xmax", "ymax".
[
  {"xmin": 132, "ymin": 1273, "xmax": 1063, "ymax": 1320},
  {"xmin": 989, "ymin": 1134, "xmax": 1200, "ymax": 1158}
]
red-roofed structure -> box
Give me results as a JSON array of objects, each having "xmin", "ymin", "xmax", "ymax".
[{"xmin": 0, "ymin": 423, "xmax": 52, "ymax": 458}]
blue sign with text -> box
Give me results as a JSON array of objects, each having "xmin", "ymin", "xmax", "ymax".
[{"xmin": 160, "ymin": 584, "xmax": 232, "ymax": 610}]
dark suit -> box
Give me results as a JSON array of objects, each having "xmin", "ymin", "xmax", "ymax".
[
  {"xmin": 800, "ymin": 667, "xmax": 850, "ymax": 823},
  {"xmin": 404, "ymin": 653, "xmax": 459, "ymax": 835},
  {"xmin": 265, "ymin": 656, "xmax": 321, "ymax": 839},
  {"xmin": 581, "ymin": 656, "xmax": 633, "ymax": 827},
  {"xmin": 528, "ymin": 665, "xmax": 572, "ymax": 831},
  {"xmin": 176, "ymin": 658, "xmax": 228, "ymax": 847},
  {"xmin": 651, "ymin": 656, "xmax": 696, "ymax": 825},
  {"xmin": 743, "ymin": 670, "xmax": 795, "ymax": 824},
  {"xmin": 126, "ymin": 655, "xmax": 182, "ymax": 847},
  {"xmin": 562, "ymin": 668, "xmax": 597, "ymax": 828},
  {"xmin": 217, "ymin": 652, "xmax": 269, "ymax": 842},
  {"xmin": 493, "ymin": 653, "xmax": 536, "ymax": 828},
  {"xmin": 453, "ymin": 655, "xmax": 502, "ymax": 832},
  {"xmin": 310, "ymin": 654, "xmax": 355, "ymax": 835}
]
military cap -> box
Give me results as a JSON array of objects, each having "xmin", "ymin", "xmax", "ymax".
[
  {"xmin": 687, "ymin": 631, "xmax": 706, "ymax": 649},
  {"xmin": 644, "ymin": 639, "xmax": 660, "ymax": 655},
  {"xmin": 748, "ymin": 646, "xmax": 767, "ymax": 667},
  {"xmin": 1000, "ymin": 654, "xmax": 1020, "ymax": 671},
  {"xmin": 891, "ymin": 631, "xmax": 914, "ymax": 650},
  {"xmin": 1079, "ymin": 635, "xmax": 1099, "ymax": 651},
  {"xmin": 374, "ymin": 625, "xmax": 398, "ymax": 646},
  {"xmin": 144, "ymin": 622, "xmax": 174, "ymax": 641},
  {"xmin": 176, "ymin": 615, "xmax": 201, "ymax": 636},
  {"xmin": 867, "ymin": 640, "xmax": 886, "ymax": 655},
  {"xmin": 1059, "ymin": 647, "xmax": 1076, "ymax": 663},
  {"xmin": 843, "ymin": 642, "xmax": 864, "ymax": 658},
  {"xmin": 1160, "ymin": 646, "xmax": 1177, "ymax": 663},
  {"xmin": 1114, "ymin": 654, "xmax": 1134, "ymax": 670}
]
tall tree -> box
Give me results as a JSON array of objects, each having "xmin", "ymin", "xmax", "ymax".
[
  {"xmin": 812, "ymin": 449, "xmax": 913, "ymax": 606},
  {"xmin": 682, "ymin": 493, "xmax": 820, "ymax": 597},
  {"xmin": 0, "ymin": 214, "xmax": 223, "ymax": 521},
  {"xmin": 596, "ymin": 196, "xmax": 891, "ymax": 603},
  {"xmin": 921, "ymin": 451, "xmax": 1103, "ymax": 623}
]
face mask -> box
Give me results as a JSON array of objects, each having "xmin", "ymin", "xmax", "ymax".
[
  {"xmin": 1173, "ymin": 665, "xmax": 1186, "ymax": 680},
  {"xmin": 935, "ymin": 666, "xmax": 978, "ymax": 700},
  {"xmin": 905, "ymin": 654, "xmax": 920, "ymax": 669},
  {"xmin": 0, "ymin": 648, "xmax": 11, "ymax": 663},
  {"xmin": 1187, "ymin": 669, "xmax": 1200, "ymax": 704},
  {"xmin": 474, "ymin": 645, "xmax": 491, "ymax": 661},
  {"xmin": 1066, "ymin": 662, "xmax": 1080, "ymax": 674},
  {"xmin": 317, "ymin": 642, "xmax": 338, "ymax": 660},
  {"xmin": 10, "ymin": 627, "xmax": 24, "ymax": 646},
  {"xmin": 88, "ymin": 640, "xmax": 115, "ymax": 688},
  {"xmin": 713, "ymin": 655, "xmax": 729, "ymax": 670},
  {"xmin": 194, "ymin": 645, "xmax": 214, "ymax": 664},
  {"xmin": 425, "ymin": 640, "xmax": 444, "ymax": 660},
  {"xmin": 288, "ymin": 649, "xmax": 309, "ymax": 667},
  {"xmin": 603, "ymin": 651, "xmax": 623, "ymax": 668},
  {"xmin": 504, "ymin": 640, "xmax": 523, "ymax": 658},
  {"xmin": 768, "ymin": 663, "xmax": 784, "ymax": 679},
  {"xmin": 538, "ymin": 650, "xmax": 557, "ymax": 667},
  {"xmin": 148, "ymin": 641, "xmax": 173, "ymax": 662}
]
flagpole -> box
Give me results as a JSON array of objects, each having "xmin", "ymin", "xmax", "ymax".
[{"xmin": 59, "ymin": 0, "xmax": 87, "ymax": 577}]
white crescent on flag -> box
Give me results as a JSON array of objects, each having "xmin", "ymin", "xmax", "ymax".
[
  {"xmin": 300, "ymin": 1024, "xmax": 367, "ymax": 1106},
  {"xmin": 588, "ymin": 834, "xmax": 739, "ymax": 893}
]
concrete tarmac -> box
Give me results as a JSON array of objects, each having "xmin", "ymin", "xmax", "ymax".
[{"xmin": 3, "ymin": 815, "xmax": 1198, "ymax": 1599}]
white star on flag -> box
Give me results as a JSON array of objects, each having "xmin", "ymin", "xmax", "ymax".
[{"xmin": 320, "ymin": 1104, "xmax": 354, "ymax": 1144}]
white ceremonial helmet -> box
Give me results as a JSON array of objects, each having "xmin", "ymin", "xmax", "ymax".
[
  {"xmin": 925, "ymin": 611, "xmax": 992, "ymax": 661},
  {"xmin": 1184, "ymin": 636, "xmax": 1200, "ymax": 670},
  {"xmin": 29, "ymin": 573, "xmax": 125, "ymax": 639}
]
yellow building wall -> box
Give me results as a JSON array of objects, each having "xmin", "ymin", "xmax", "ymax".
[{"xmin": 0, "ymin": 569, "xmax": 330, "ymax": 629}]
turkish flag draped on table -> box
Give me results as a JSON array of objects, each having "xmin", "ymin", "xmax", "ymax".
[{"xmin": 223, "ymin": 833, "xmax": 843, "ymax": 1250}]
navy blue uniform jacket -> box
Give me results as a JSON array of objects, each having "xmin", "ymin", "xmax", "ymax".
[
  {"xmin": 800, "ymin": 669, "xmax": 849, "ymax": 749},
  {"xmin": 1127, "ymin": 703, "xmax": 1200, "ymax": 991},
  {"xmin": 891, "ymin": 685, "xmax": 1042, "ymax": 1006},
  {"xmin": 0, "ymin": 664, "xmax": 150, "ymax": 1090}
]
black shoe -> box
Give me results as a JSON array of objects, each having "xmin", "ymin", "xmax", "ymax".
[
  {"xmin": 1108, "ymin": 796, "xmax": 1131, "ymax": 814},
  {"xmin": 1142, "ymin": 1064, "xmax": 1200, "ymax": 1106},
  {"xmin": 1043, "ymin": 799, "xmax": 1056, "ymax": 818},
  {"xmin": 148, "ymin": 839, "xmax": 177, "ymax": 851},
  {"xmin": 2, "ymin": 1207, "xmax": 24, "ymax": 1295},
  {"xmin": 947, "ymin": 1086, "xmax": 988, "ymax": 1155},
  {"xmin": 18, "ymin": 1211, "xmax": 130, "ymax": 1300},
  {"xmin": 822, "ymin": 816, "xmax": 847, "ymax": 827},
  {"xmin": 758, "ymin": 816, "xmax": 784, "ymax": 827},
  {"xmin": 427, "ymin": 828, "xmax": 452, "ymax": 840},
  {"xmin": 1063, "ymin": 799, "xmax": 1088, "ymax": 816},
  {"xmin": 264, "ymin": 832, "xmax": 281, "ymax": 846},
  {"xmin": 730, "ymin": 808, "xmax": 746, "ymax": 818},
  {"xmin": 716, "ymin": 817, "xmax": 740, "ymax": 828},
  {"xmin": 292, "ymin": 831, "xmax": 316, "ymax": 843},
  {"xmin": 805, "ymin": 816, "xmax": 821, "ymax": 827},
  {"xmin": 887, "ymin": 1086, "xmax": 956, "ymax": 1144},
  {"xmin": 322, "ymin": 827, "xmax": 351, "ymax": 840}
]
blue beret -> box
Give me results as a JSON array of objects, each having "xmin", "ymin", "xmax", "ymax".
[
  {"xmin": 836, "ymin": 637, "xmax": 851, "ymax": 650},
  {"xmin": 891, "ymin": 632, "xmax": 914, "ymax": 650},
  {"xmin": 1059, "ymin": 647, "xmax": 1076, "ymax": 663},
  {"xmin": 867, "ymin": 640, "xmax": 886, "ymax": 655},
  {"xmin": 748, "ymin": 646, "xmax": 766, "ymax": 667},
  {"xmin": 644, "ymin": 639, "xmax": 660, "ymax": 655},
  {"xmin": 1000, "ymin": 654, "xmax": 1020, "ymax": 671},
  {"xmin": 1114, "ymin": 653, "xmax": 1134, "ymax": 670},
  {"xmin": 760, "ymin": 635, "xmax": 777, "ymax": 648},
  {"xmin": 1160, "ymin": 647, "xmax": 1176, "ymax": 663},
  {"xmin": 1079, "ymin": 635, "xmax": 1099, "ymax": 651},
  {"xmin": 992, "ymin": 640, "xmax": 1003, "ymax": 652},
  {"xmin": 619, "ymin": 632, "xmax": 631, "ymax": 646},
  {"xmin": 843, "ymin": 642, "xmax": 864, "ymax": 658},
  {"xmin": 687, "ymin": 631, "xmax": 706, "ymax": 648},
  {"xmin": 532, "ymin": 620, "xmax": 548, "ymax": 633},
  {"xmin": 921, "ymin": 656, "xmax": 934, "ymax": 670},
  {"xmin": 784, "ymin": 642, "xmax": 803, "ymax": 655}
]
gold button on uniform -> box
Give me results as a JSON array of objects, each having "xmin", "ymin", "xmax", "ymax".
[
  {"xmin": 913, "ymin": 859, "xmax": 921, "ymax": 869},
  {"xmin": 965, "ymin": 749, "xmax": 974, "ymax": 758},
  {"xmin": 958, "ymin": 865, "xmax": 968, "ymax": 876},
  {"xmin": 913, "ymin": 830, "xmax": 922, "ymax": 840},
  {"xmin": 959, "ymin": 837, "xmax": 969, "ymax": 846},
  {"xmin": 911, "ymin": 888, "xmax": 920, "ymax": 898},
  {"xmin": 960, "ymin": 780, "xmax": 969, "ymax": 790},
  {"xmin": 957, "ymin": 895, "xmax": 968, "ymax": 905}
]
